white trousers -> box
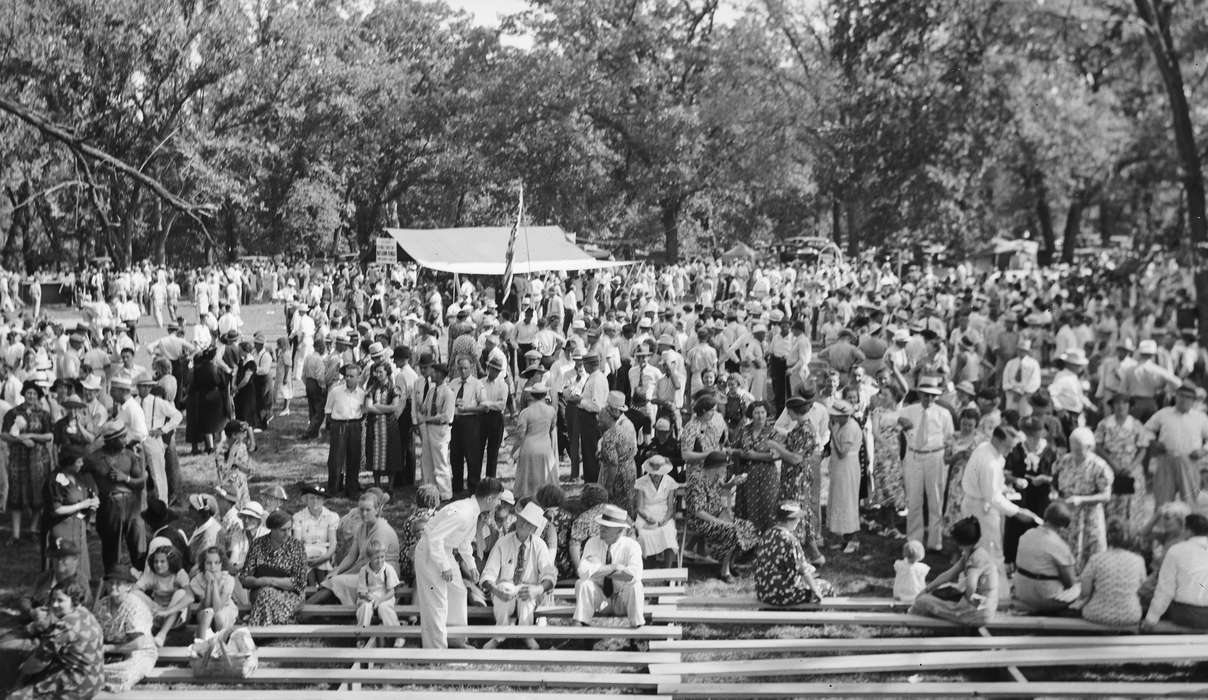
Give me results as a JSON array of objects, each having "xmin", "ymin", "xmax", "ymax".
[
  {"xmin": 415, "ymin": 542, "xmax": 467, "ymax": 648},
  {"xmin": 420, "ymin": 425, "xmax": 452, "ymax": 499},
  {"xmin": 142, "ymin": 437, "xmax": 168, "ymax": 504},
  {"xmin": 356, "ymin": 598, "xmax": 400, "ymax": 627},
  {"xmin": 903, "ymin": 449, "xmax": 947, "ymax": 550},
  {"xmin": 573, "ymin": 578, "xmax": 644, "ymax": 627},
  {"xmin": 491, "ymin": 592, "xmax": 539, "ymax": 626}
]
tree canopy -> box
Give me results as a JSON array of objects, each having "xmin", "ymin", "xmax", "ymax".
[{"xmin": 1, "ymin": 0, "xmax": 1206, "ymax": 270}]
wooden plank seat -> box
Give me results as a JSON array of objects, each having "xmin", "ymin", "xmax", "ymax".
[
  {"xmin": 650, "ymin": 608, "xmax": 1197, "ymax": 633},
  {"xmin": 140, "ymin": 666, "xmax": 677, "ymax": 690},
  {"xmin": 659, "ymin": 595, "xmax": 910, "ymax": 611},
  {"xmin": 648, "ymin": 643, "xmax": 1208, "ymax": 678},
  {"xmin": 660, "ymin": 682, "xmax": 1208, "ymax": 698},
  {"xmin": 648, "ymin": 633, "xmax": 1202, "ymax": 655},
  {"xmin": 155, "ymin": 646, "xmax": 682, "ymax": 667},
  {"xmin": 556, "ymin": 567, "xmax": 687, "ymax": 587},
  {"xmin": 102, "ymin": 692, "xmax": 670, "ymax": 700},
  {"xmin": 239, "ymin": 623, "xmax": 683, "ymax": 640}
]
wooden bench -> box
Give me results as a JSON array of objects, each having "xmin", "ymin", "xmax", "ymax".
[
  {"xmin": 648, "ymin": 633, "xmax": 1202, "ymax": 654},
  {"xmin": 556, "ymin": 567, "xmax": 687, "ymax": 587},
  {"xmin": 240, "ymin": 623, "xmax": 683, "ymax": 640},
  {"xmin": 103, "ymin": 691, "xmax": 671, "ymax": 699},
  {"xmin": 648, "ymin": 643, "xmax": 1208, "ymax": 678},
  {"xmin": 140, "ymin": 666, "xmax": 676, "ymax": 690},
  {"xmin": 650, "ymin": 608, "xmax": 1197, "ymax": 633},
  {"xmin": 155, "ymin": 645, "xmax": 681, "ymax": 667},
  {"xmin": 659, "ymin": 595, "xmax": 909, "ymax": 611},
  {"xmin": 660, "ymin": 682, "xmax": 1208, "ymax": 698}
]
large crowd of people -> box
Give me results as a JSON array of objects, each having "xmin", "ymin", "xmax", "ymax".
[{"xmin": 2, "ymin": 249, "xmax": 1208, "ymax": 697}]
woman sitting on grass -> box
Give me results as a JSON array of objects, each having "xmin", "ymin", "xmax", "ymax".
[{"xmin": 909, "ymin": 517, "xmax": 999, "ymax": 626}]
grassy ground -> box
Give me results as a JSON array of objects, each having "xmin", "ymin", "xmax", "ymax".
[{"xmin": 0, "ymin": 302, "xmax": 1200, "ymax": 692}]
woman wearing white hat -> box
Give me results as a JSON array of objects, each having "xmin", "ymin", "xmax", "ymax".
[
  {"xmin": 597, "ymin": 391, "xmax": 637, "ymax": 508},
  {"xmin": 633, "ymin": 457, "xmax": 680, "ymax": 566}
]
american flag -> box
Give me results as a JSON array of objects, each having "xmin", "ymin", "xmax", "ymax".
[{"xmin": 501, "ymin": 185, "xmax": 524, "ymax": 303}]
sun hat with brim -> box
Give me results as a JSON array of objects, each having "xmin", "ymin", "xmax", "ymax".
[
  {"xmin": 595, "ymin": 504, "xmax": 630, "ymax": 529},
  {"xmin": 955, "ymin": 381, "xmax": 976, "ymax": 396},
  {"xmin": 299, "ymin": 482, "xmax": 328, "ymax": 498},
  {"xmin": 62, "ymin": 394, "xmax": 87, "ymax": 408},
  {"xmin": 102, "ymin": 422, "xmax": 128, "ymax": 442},
  {"xmin": 916, "ymin": 380, "xmax": 943, "ymax": 396},
  {"xmin": 368, "ymin": 342, "xmax": 386, "ymax": 358},
  {"xmin": 515, "ymin": 502, "xmax": 548, "ymax": 531},
  {"xmin": 703, "ymin": 451, "xmax": 729, "ymax": 469},
  {"xmin": 1137, "ymin": 339, "xmax": 1158, "ymax": 355},
  {"xmin": 239, "ymin": 501, "xmax": 266, "ymax": 521},
  {"xmin": 223, "ymin": 330, "xmax": 240, "ymax": 343},
  {"xmin": 110, "ymin": 376, "xmax": 133, "ymax": 391},
  {"xmin": 80, "ymin": 375, "xmax": 103, "ymax": 392},
  {"xmin": 486, "ymin": 357, "xmax": 505, "ymax": 371},
  {"xmin": 1060, "ymin": 349, "xmax": 1089, "ymax": 366},
  {"xmin": 135, "ymin": 371, "xmax": 156, "ymax": 385},
  {"xmin": 829, "ymin": 399, "xmax": 854, "ymax": 417},
  {"xmin": 642, "ymin": 456, "xmax": 673, "ymax": 477},
  {"xmin": 523, "ymin": 349, "xmax": 543, "ymax": 362}
]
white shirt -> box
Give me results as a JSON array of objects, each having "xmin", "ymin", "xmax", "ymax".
[
  {"xmin": 577, "ymin": 535, "xmax": 643, "ymax": 583},
  {"xmin": 1048, "ymin": 369, "xmax": 1093, "ymax": 413},
  {"xmin": 1002, "ymin": 356, "xmax": 1042, "ymax": 395},
  {"xmin": 140, "ymin": 394, "xmax": 182, "ymax": 436},
  {"xmin": 1145, "ymin": 536, "xmax": 1208, "ymax": 624},
  {"xmin": 420, "ymin": 496, "xmax": 482, "ymax": 573},
  {"xmin": 324, "ymin": 383, "xmax": 366, "ymax": 420},
  {"xmin": 116, "ymin": 396, "xmax": 148, "ymax": 443},
  {"xmin": 898, "ymin": 402, "xmax": 954, "ymax": 452},
  {"xmin": 578, "ymin": 370, "xmax": 610, "ymax": 413},
  {"xmin": 960, "ymin": 442, "xmax": 1019, "ymax": 517},
  {"xmin": 481, "ymin": 531, "xmax": 557, "ymax": 588},
  {"xmin": 1145, "ymin": 407, "xmax": 1208, "ymax": 457}
]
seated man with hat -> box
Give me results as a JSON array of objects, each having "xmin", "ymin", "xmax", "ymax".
[
  {"xmin": 573, "ymin": 504, "xmax": 645, "ymax": 628},
  {"xmin": 479, "ymin": 502, "xmax": 558, "ymax": 649}
]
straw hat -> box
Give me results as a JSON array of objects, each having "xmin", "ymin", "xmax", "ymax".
[{"xmin": 595, "ymin": 504, "xmax": 630, "ymax": 529}]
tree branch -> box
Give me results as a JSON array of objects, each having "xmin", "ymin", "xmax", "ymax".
[{"xmin": 0, "ymin": 94, "xmax": 216, "ymax": 247}]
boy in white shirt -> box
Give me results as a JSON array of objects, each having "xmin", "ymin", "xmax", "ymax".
[
  {"xmin": 480, "ymin": 502, "xmax": 557, "ymax": 650},
  {"xmin": 355, "ymin": 539, "xmax": 404, "ymax": 647}
]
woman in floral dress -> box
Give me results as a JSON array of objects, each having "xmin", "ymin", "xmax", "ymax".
[
  {"xmin": 570, "ymin": 483, "xmax": 611, "ymax": 572},
  {"xmin": 731, "ymin": 401, "xmax": 779, "ymax": 530},
  {"xmin": 868, "ymin": 384, "xmax": 905, "ymax": 515},
  {"xmin": 1053, "ymin": 427, "xmax": 1114, "ymax": 570},
  {"xmin": 9, "ymin": 581, "xmax": 103, "ymax": 700},
  {"xmin": 686, "ymin": 451, "xmax": 759, "ymax": 581},
  {"xmin": 4, "ymin": 381, "xmax": 54, "ymax": 545},
  {"xmin": 596, "ymin": 393, "xmax": 638, "ymax": 509},
  {"xmin": 755, "ymin": 503, "xmax": 833, "ymax": 606},
  {"xmin": 765, "ymin": 397, "xmax": 819, "ymax": 556},
  {"xmin": 398, "ymin": 484, "xmax": 439, "ymax": 586},
  {"xmin": 1094, "ymin": 394, "xmax": 1150, "ymax": 532},
  {"xmin": 944, "ymin": 408, "xmax": 985, "ymax": 526},
  {"xmin": 240, "ymin": 511, "xmax": 307, "ymax": 625},
  {"xmin": 679, "ymin": 395, "xmax": 725, "ymax": 467},
  {"xmin": 93, "ymin": 572, "xmax": 158, "ymax": 693},
  {"xmin": 362, "ymin": 362, "xmax": 402, "ymax": 490}
]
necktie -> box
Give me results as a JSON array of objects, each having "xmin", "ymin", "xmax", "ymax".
[
  {"xmin": 602, "ymin": 545, "xmax": 614, "ymax": 597},
  {"xmin": 456, "ymin": 381, "xmax": 465, "ymax": 400},
  {"xmin": 916, "ymin": 407, "xmax": 929, "ymax": 450},
  {"xmin": 513, "ymin": 540, "xmax": 527, "ymax": 585},
  {"xmin": 1015, "ymin": 360, "xmax": 1024, "ymax": 383},
  {"xmin": 430, "ymin": 382, "xmax": 437, "ymax": 413}
]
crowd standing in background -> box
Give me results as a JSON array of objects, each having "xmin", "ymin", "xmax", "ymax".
[{"xmin": 2, "ymin": 248, "xmax": 1208, "ymax": 696}]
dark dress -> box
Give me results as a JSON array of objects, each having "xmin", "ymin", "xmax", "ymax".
[
  {"xmin": 240, "ymin": 534, "xmax": 307, "ymax": 625},
  {"xmin": 5, "ymin": 403, "xmax": 53, "ymax": 513},
  {"xmin": 186, "ymin": 356, "xmax": 231, "ymax": 443},
  {"xmin": 546, "ymin": 506, "xmax": 576, "ymax": 581},
  {"xmin": 363, "ymin": 383, "xmax": 403, "ymax": 484},
  {"xmin": 8, "ymin": 606, "xmax": 104, "ymax": 700},
  {"xmin": 733, "ymin": 422, "xmax": 780, "ymax": 530},
  {"xmin": 1003, "ymin": 439, "xmax": 1057, "ymax": 564},
  {"xmin": 233, "ymin": 359, "xmax": 259, "ymax": 426},
  {"xmin": 41, "ymin": 469, "xmax": 94, "ymax": 585},
  {"xmin": 755, "ymin": 525, "xmax": 827, "ymax": 606},
  {"xmin": 685, "ymin": 470, "xmax": 759, "ymax": 561},
  {"xmin": 780, "ymin": 423, "xmax": 818, "ymax": 544}
]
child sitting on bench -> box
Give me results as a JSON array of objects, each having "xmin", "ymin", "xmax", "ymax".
[
  {"xmin": 480, "ymin": 502, "xmax": 557, "ymax": 649},
  {"xmin": 356, "ymin": 539, "xmax": 405, "ymax": 647}
]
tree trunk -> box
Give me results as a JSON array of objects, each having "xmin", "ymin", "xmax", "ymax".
[
  {"xmin": 1134, "ymin": 0, "xmax": 1208, "ymax": 344},
  {"xmin": 3, "ymin": 182, "xmax": 30, "ymax": 269},
  {"xmin": 1033, "ymin": 180, "xmax": 1055, "ymax": 267},
  {"xmin": 831, "ymin": 197, "xmax": 842, "ymax": 244},
  {"xmin": 1061, "ymin": 192, "xmax": 1087, "ymax": 265},
  {"xmin": 844, "ymin": 197, "xmax": 860, "ymax": 258},
  {"xmin": 1097, "ymin": 197, "xmax": 1114, "ymax": 246},
  {"xmin": 661, "ymin": 196, "xmax": 681, "ymax": 263}
]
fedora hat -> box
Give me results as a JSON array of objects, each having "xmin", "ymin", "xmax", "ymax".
[
  {"xmin": 110, "ymin": 376, "xmax": 132, "ymax": 392},
  {"xmin": 135, "ymin": 371, "xmax": 156, "ymax": 386},
  {"xmin": 515, "ymin": 502, "xmax": 548, "ymax": 531},
  {"xmin": 1137, "ymin": 339, "xmax": 1158, "ymax": 355},
  {"xmin": 528, "ymin": 381, "xmax": 550, "ymax": 396},
  {"xmin": 595, "ymin": 503, "xmax": 630, "ymax": 529},
  {"xmin": 829, "ymin": 399, "xmax": 854, "ymax": 417},
  {"xmin": 486, "ymin": 356, "xmax": 505, "ymax": 371},
  {"xmin": 62, "ymin": 393, "xmax": 87, "ymax": 408},
  {"xmin": 239, "ymin": 501, "xmax": 267, "ymax": 521},
  {"xmin": 1060, "ymin": 348, "xmax": 1089, "ymax": 366},
  {"xmin": 916, "ymin": 378, "xmax": 943, "ymax": 396},
  {"xmin": 102, "ymin": 422, "xmax": 128, "ymax": 442}
]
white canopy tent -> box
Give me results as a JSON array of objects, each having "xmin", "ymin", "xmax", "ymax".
[{"xmin": 382, "ymin": 226, "xmax": 631, "ymax": 275}]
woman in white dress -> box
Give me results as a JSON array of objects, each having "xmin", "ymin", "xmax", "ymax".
[
  {"xmin": 512, "ymin": 383, "xmax": 558, "ymax": 500},
  {"xmin": 827, "ymin": 399, "xmax": 863, "ymax": 553},
  {"xmin": 633, "ymin": 456, "xmax": 680, "ymax": 565}
]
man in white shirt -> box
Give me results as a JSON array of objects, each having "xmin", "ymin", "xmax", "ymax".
[
  {"xmin": 961, "ymin": 426, "xmax": 1041, "ymax": 572},
  {"xmin": 1001, "ymin": 338, "xmax": 1041, "ymax": 417},
  {"xmin": 136, "ymin": 372, "xmax": 182, "ymax": 504},
  {"xmin": 448, "ymin": 356, "xmax": 484, "ymax": 495},
  {"xmin": 1145, "ymin": 381, "xmax": 1208, "ymax": 507},
  {"xmin": 416, "ymin": 478, "xmax": 505, "ymax": 648},
  {"xmin": 577, "ymin": 353, "xmax": 611, "ymax": 483},
  {"xmin": 324, "ymin": 363, "xmax": 365, "ymax": 498},
  {"xmin": 1142, "ymin": 513, "xmax": 1208, "ymax": 630},
  {"xmin": 574, "ymin": 504, "xmax": 645, "ymax": 628},
  {"xmin": 480, "ymin": 502, "xmax": 557, "ymax": 649},
  {"xmin": 415, "ymin": 357, "xmax": 455, "ymax": 500},
  {"xmin": 477, "ymin": 357, "xmax": 510, "ymax": 481},
  {"xmin": 1048, "ymin": 348, "xmax": 1095, "ymax": 435},
  {"xmin": 897, "ymin": 379, "xmax": 955, "ymax": 551},
  {"xmin": 110, "ymin": 376, "xmax": 148, "ymax": 444}
]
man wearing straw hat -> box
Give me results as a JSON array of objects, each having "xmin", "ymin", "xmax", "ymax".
[
  {"xmin": 479, "ymin": 502, "xmax": 557, "ymax": 650},
  {"xmin": 573, "ymin": 504, "xmax": 645, "ymax": 628},
  {"xmin": 136, "ymin": 372, "xmax": 181, "ymax": 505},
  {"xmin": 898, "ymin": 376, "xmax": 954, "ymax": 552},
  {"xmin": 85, "ymin": 422, "xmax": 147, "ymax": 575}
]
